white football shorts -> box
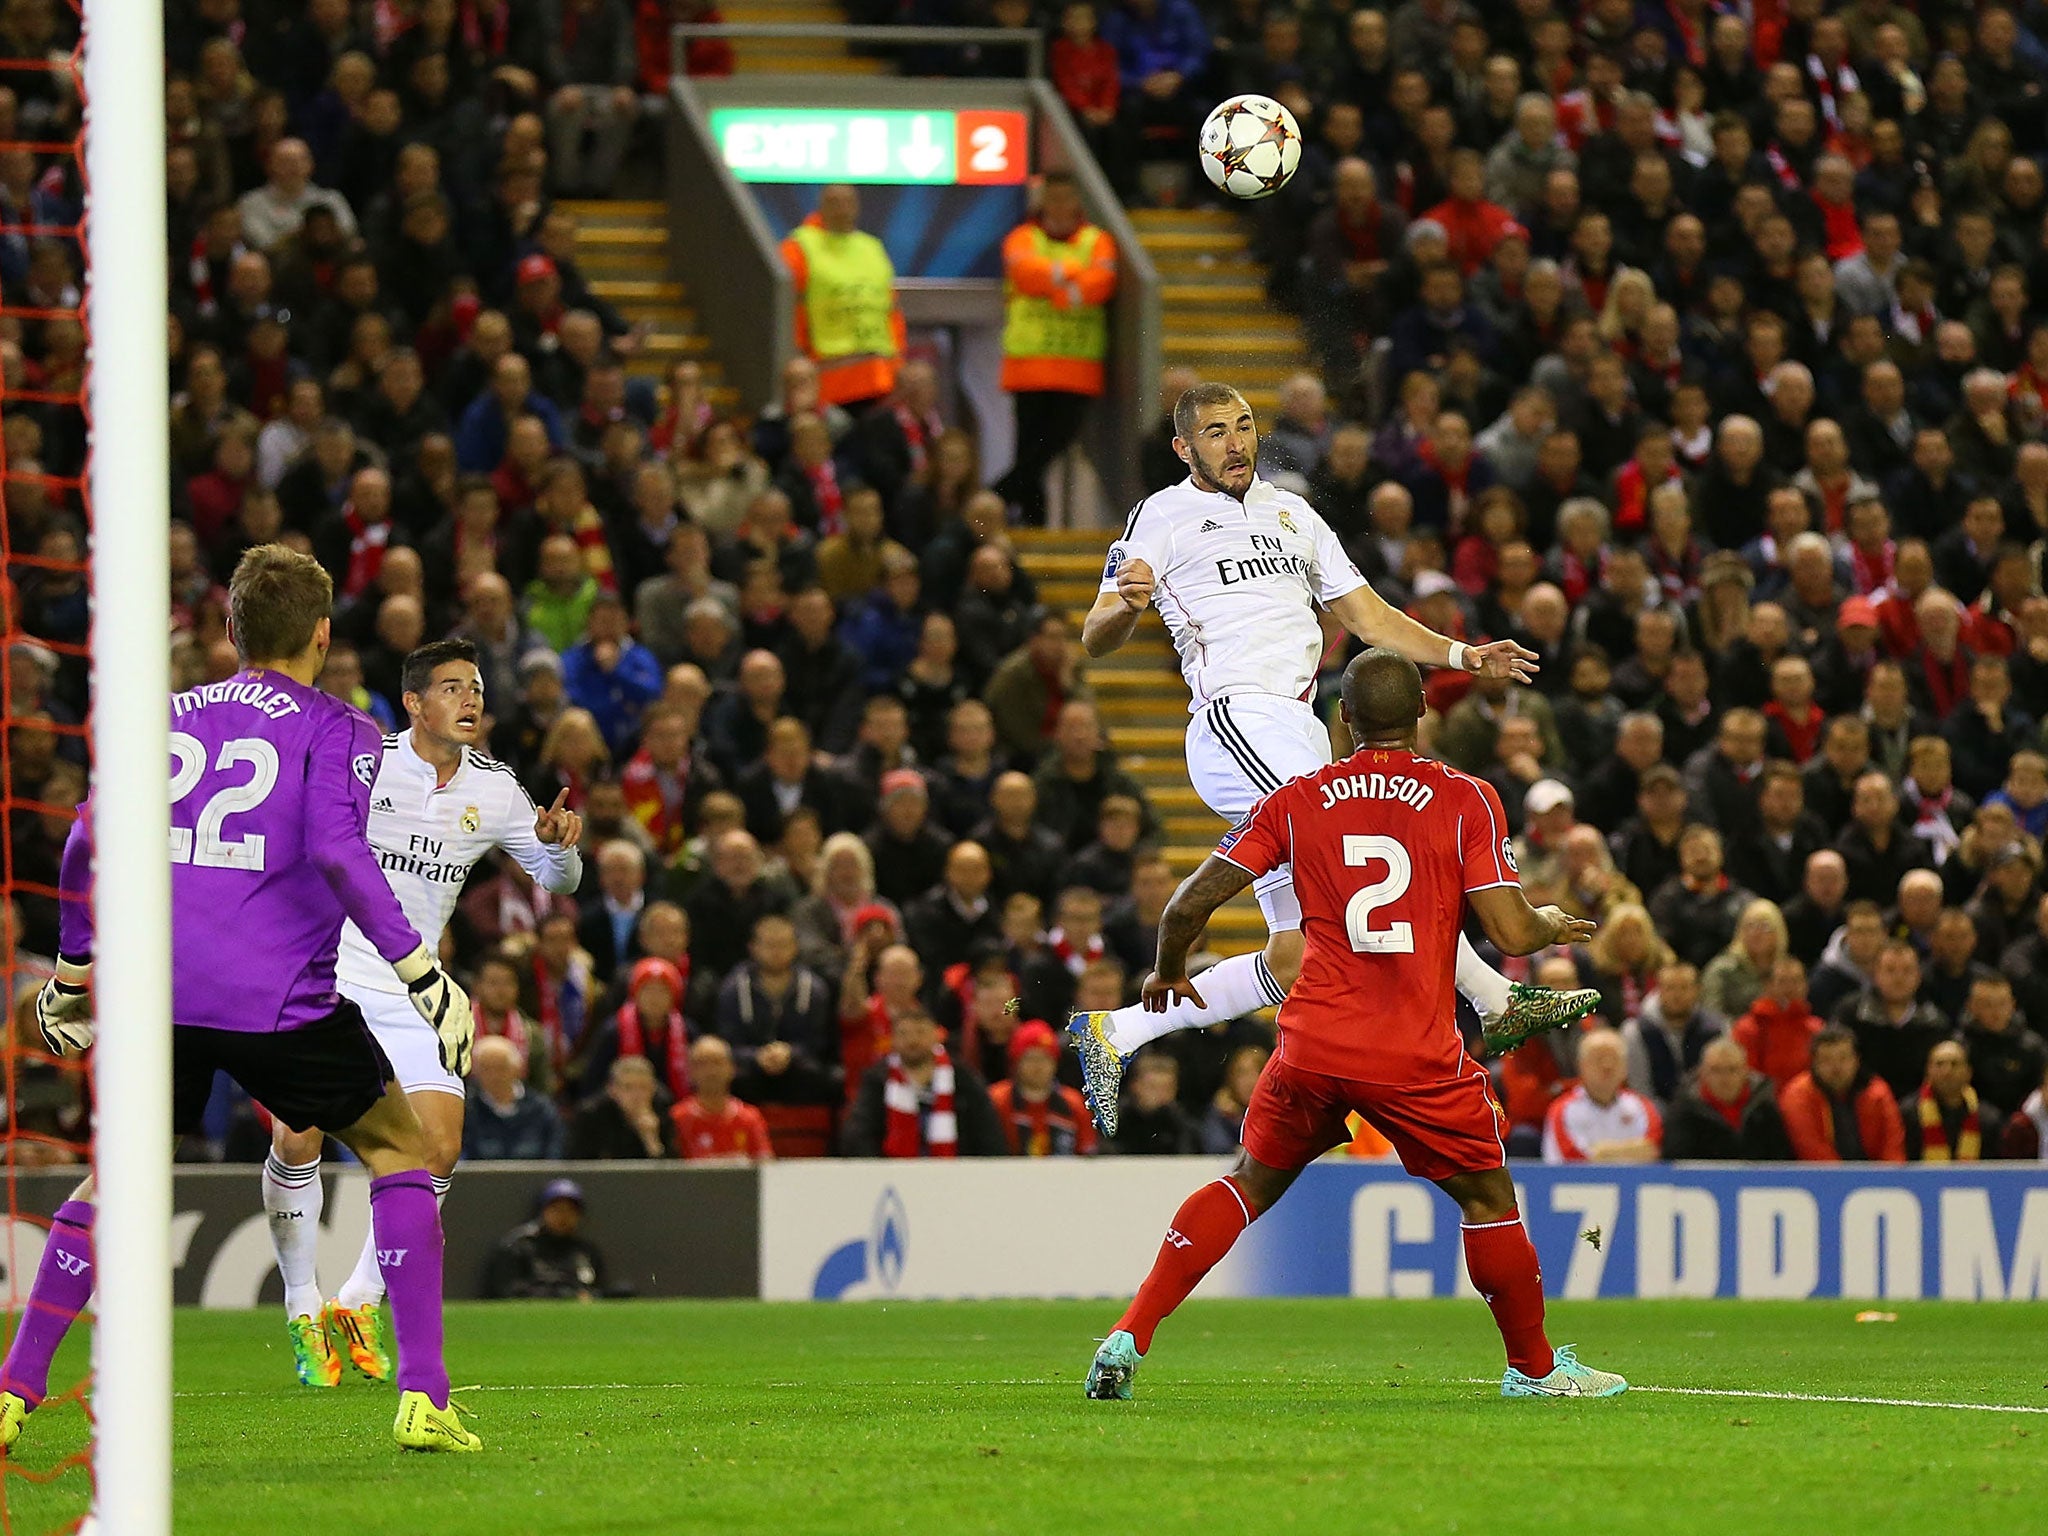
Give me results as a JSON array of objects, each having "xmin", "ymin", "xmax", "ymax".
[
  {"xmin": 346, "ymin": 985, "xmax": 464, "ymax": 1100},
  {"xmin": 1184, "ymin": 692, "xmax": 1334, "ymax": 932}
]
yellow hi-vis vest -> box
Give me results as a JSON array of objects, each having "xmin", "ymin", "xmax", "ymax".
[
  {"xmin": 789, "ymin": 223, "xmax": 899, "ymax": 362},
  {"xmin": 1001, "ymin": 226, "xmax": 1110, "ymax": 394}
]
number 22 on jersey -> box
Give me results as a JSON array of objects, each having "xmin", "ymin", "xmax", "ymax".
[
  {"xmin": 1343, "ymin": 834, "xmax": 1414, "ymax": 954},
  {"xmin": 169, "ymin": 731, "xmax": 279, "ymax": 870}
]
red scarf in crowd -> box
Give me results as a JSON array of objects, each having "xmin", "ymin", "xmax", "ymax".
[
  {"xmin": 1806, "ymin": 53, "xmax": 1859, "ymax": 130},
  {"xmin": 1047, "ymin": 926, "xmax": 1104, "ymax": 976},
  {"xmin": 882, "ymin": 1044, "xmax": 957, "ymax": 1158},
  {"xmin": 1709, "ymin": 1080, "xmax": 1752, "ymax": 1130},
  {"xmin": 616, "ymin": 989, "xmax": 692, "ymax": 1101},
  {"xmin": 808, "ymin": 457, "xmax": 845, "ymax": 536},
  {"xmin": 1812, "ymin": 189, "xmax": 1864, "ymax": 261},
  {"xmin": 893, "ymin": 405, "xmax": 942, "ymax": 476},
  {"xmin": 341, "ymin": 502, "xmax": 391, "ymax": 597},
  {"xmin": 1850, "ymin": 538, "xmax": 1895, "ymax": 595},
  {"xmin": 476, "ymin": 1004, "xmax": 552, "ymax": 1076},
  {"xmin": 1764, "ymin": 143, "xmax": 1804, "ymax": 190},
  {"xmin": 620, "ymin": 747, "xmax": 691, "ymax": 855},
  {"xmin": 1613, "ymin": 457, "xmax": 1678, "ymax": 534},
  {"xmin": 1918, "ymin": 646, "xmax": 1970, "ymax": 719},
  {"xmin": 1339, "ymin": 204, "xmax": 1384, "ymax": 262},
  {"xmin": 1765, "ymin": 699, "xmax": 1825, "ymax": 762},
  {"xmin": 1917, "ymin": 1085, "xmax": 1981, "ymax": 1161}
]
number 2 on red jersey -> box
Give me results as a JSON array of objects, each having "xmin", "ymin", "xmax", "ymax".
[{"xmin": 1342, "ymin": 834, "xmax": 1414, "ymax": 953}]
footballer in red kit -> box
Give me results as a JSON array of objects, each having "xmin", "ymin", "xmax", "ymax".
[
  {"xmin": 1085, "ymin": 650, "xmax": 1630, "ymax": 1403},
  {"xmin": 1217, "ymin": 742, "xmax": 1519, "ymax": 1178}
]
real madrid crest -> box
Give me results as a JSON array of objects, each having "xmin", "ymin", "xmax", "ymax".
[
  {"xmin": 1276, "ymin": 508, "xmax": 1297, "ymax": 534},
  {"xmin": 460, "ymin": 805, "xmax": 481, "ymax": 834}
]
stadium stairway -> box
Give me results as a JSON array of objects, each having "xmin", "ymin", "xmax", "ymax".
[
  {"xmin": 1012, "ymin": 526, "xmax": 1269, "ymax": 957},
  {"xmin": 1130, "ymin": 207, "xmax": 1310, "ymax": 420},
  {"xmin": 557, "ymin": 200, "xmax": 738, "ymax": 411},
  {"xmin": 720, "ymin": 0, "xmax": 889, "ymax": 75}
]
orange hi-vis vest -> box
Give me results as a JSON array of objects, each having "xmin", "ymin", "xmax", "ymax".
[
  {"xmin": 782, "ymin": 218, "xmax": 905, "ymax": 406},
  {"xmin": 1000, "ymin": 220, "xmax": 1118, "ymax": 396}
]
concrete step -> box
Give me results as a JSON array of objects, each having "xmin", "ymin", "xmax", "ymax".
[
  {"xmin": 640, "ymin": 332, "xmax": 714, "ymax": 358},
  {"xmin": 1162, "ymin": 281, "xmax": 1268, "ymax": 305},
  {"xmin": 555, "ymin": 198, "xmax": 667, "ymax": 225},
  {"xmin": 589, "ymin": 278, "xmax": 689, "ymax": 303},
  {"xmin": 575, "ymin": 225, "xmax": 668, "ymax": 248},
  {"xmin": 1087, "ymin": 669, "xmax": 1186, "ymax": 694},
  {"xmin": 1129, "ymin": 208, "xmax": 1247, "ymax": 231},
  {"xmin": 1152, "ymin": 253, "xmax": 1266, "ymax": 279},
  {"xmin": 1162, "ymin": 332, "xmax": 1305, "ymax": 357},
  {"xmin": 1136, "ymin": 229, "xmax": 1250, "ymax": 256}
]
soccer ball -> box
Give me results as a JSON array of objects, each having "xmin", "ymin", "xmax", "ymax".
[{"xmin": 1198, "ymin": 95, "xmax": 1302, "ymax": 200}]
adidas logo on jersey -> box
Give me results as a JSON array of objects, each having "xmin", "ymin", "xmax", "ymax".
[
  {"xmin": 1200, "ymin": 519, "xmax": 1221, "ymax": 532},
  {"xmin": 374, "ymin": 797, "xmax": 396, "ymax": 812}
]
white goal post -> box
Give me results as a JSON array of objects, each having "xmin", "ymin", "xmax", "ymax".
[{"xmin": 83, "ymin": 0, "xmax": 173, "ymax": 1528}]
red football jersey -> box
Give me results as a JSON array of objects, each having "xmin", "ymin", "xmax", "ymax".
[
  {"xmin": 1217, "ymin": 747, "xmax": 1518, "ymax": 1083},
  {"xmin": 672, "ymin": 1096, "xmax": 775, "ymax": 1161}
]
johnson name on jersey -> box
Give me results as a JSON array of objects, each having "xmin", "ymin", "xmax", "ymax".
[
  {"xmin": 335, "ymin": 731, "xmax": 582, "ymax": 995},
  {"xmin": 1098, "ymin": 475, "xmax": 1367, "ymax": 710}
]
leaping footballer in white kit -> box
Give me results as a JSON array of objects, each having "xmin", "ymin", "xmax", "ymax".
[{"xmin": 1069, "ymin": 382, "xmax": 1598, "ymax": 1131}]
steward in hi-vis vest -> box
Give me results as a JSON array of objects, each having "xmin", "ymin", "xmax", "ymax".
[
  {"xmin": 779, "ymin": 183, "xmax": 905, "ymax": 411},
  {"xmin": 994, "ymin": 172, "xmax": 1119, "ymax": 525}
]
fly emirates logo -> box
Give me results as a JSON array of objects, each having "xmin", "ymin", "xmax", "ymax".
[
  {"xmin": 1317, "ymin": 770, "xmax": 1436, "ymax": 812},
  {"xmin": 1215, "ymin": 531, "xmax": 1309, "ymax": 586}
]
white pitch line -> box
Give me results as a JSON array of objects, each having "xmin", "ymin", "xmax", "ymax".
[
  {"xmin": 172, "ymin": 1379, "xmax": 1063, "ymax": 1399},
  {"xmin": 1465, "ymin": 1379, "xmax": 2048, "ymax": 1415}
]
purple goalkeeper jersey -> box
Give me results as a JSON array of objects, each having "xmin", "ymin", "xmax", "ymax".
[{"xmin": 58, "ymin": 670, "xmax": 422, "ymax": 1033}]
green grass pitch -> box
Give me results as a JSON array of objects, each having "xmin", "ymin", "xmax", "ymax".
[{"xmin": 4, "ymin": 1298, "xmax": 2045, "ymax": 1533}]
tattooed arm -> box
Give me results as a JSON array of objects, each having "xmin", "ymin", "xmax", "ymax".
[{"xmin": 1141, "ymin": 855, "xmax": 1256, "ymax": 1012}]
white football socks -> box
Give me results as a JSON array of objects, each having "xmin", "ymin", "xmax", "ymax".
[
  {"xmin": 1454, "ymin": 933, "xmax": 1512, "ymax": 1018},
  {"xmin": 262, "ymin": 1153, "xmax": 325, "ymax": 1321},
  {"xmin": 1104, "ymin": 952, "xmax": 1289, "ymax": 1054},
  {"xmin": 335, "ymin": 1174, "xmax": 450, "ymax": 1310},
  {"xmin": 1102, "ymin": 933, "xmax": 1515, "ymax": 1056}
]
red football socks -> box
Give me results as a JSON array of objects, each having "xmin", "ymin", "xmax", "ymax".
[
  {"xmin": 1115, "ymin": 1178, "xmax": 1256, "ymax": 1354},
  {"xmin": 1462, "ymin": 1211, "xmax": 1555, "ymax": 1378}
]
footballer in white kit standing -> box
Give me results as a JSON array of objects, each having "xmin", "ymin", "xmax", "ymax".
[
  {"xmin": 263, "ymin": 637, "xmax": 584, "ymax": 1387},
  {"xmin": 1069, "ymin": 382, "xmax": 1597, "ymax": 1131}
]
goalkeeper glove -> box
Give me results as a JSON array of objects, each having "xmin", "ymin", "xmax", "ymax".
[
  {"xmin": 394, "ymin": 944, "xmax": 475, "ymax": 1077},
  {"xmin": 35, "ymin": 956, "xmax": 94, "ymax": 1056}
]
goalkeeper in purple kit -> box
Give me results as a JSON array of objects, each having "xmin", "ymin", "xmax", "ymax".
[{"xmin": 0, "ymin": 545, "xmax": 482, "ymax": 1455}]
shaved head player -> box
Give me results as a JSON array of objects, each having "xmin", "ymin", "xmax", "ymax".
[
  {"xmin": 1070, "ymin": 382, "xmax": 1596, "ymax": 1131},
  {"xmin": 1086, "ymin": 650, "xmax": 1628, "ymax": 1401}
]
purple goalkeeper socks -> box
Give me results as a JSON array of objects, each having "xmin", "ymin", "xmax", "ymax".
[
  {"xmin": 369, "ymin": 1171, "xmax": 450, "ymax": 1405},
  {"xmin": 1, "ymin": 1200, "xmax": 96, "ymax": 1408}
]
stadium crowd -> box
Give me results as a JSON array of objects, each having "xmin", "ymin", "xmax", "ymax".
[{"xmin": 2, "ymin": 0, "xmax": 2048, "ymax": 1170}]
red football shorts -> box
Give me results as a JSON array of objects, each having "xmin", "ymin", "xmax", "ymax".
[{"xmin": 1240, "ymin": 1051, "xmax": 1508, "ymax": 1182}]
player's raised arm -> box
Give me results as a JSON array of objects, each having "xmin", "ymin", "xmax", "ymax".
[
  {"xmin": 1083, "ymin": 557, "xmax": 1154, "ymax": 657},
  {"xmin": 1466, "ymin": 885, "xmax": 1596, "ymax": 957},
  {"xmin": 501, "ymin": 786, "xmax": 586, "ymax": 894},
  {"xmin": 1144, "ymin": 854, "xmax": 1257, "ymax": 1011},
  {"xmin": 1323, "ymin": 579, "xmax": 1540, "ymax": 683}
]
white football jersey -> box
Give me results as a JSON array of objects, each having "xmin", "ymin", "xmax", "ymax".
[
  {"xmin": 1098, "ymin": 475, "xmax": 1367, "ymax": 711},
  {"xmin": 335, "ymin": 731, "xmax": 584, "ymax": 995}
]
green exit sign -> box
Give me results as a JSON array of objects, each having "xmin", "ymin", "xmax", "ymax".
[{"xmin": 710, "ymin": 108, "xmax": 1028, "ymax": 186}]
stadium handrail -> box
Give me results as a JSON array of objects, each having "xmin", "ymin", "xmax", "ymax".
[{"xmin": 665, "ymin": 73, "xmax": 793, "ymax": 410}]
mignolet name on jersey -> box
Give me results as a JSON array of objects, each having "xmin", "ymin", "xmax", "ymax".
[
  {"xmin": 1099, "ymin": 475, "xmax": 1368, "ymax": 712},
  {"xmin": 335, "ymin": 731, "xmax": 582, "ymax": 995}
]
